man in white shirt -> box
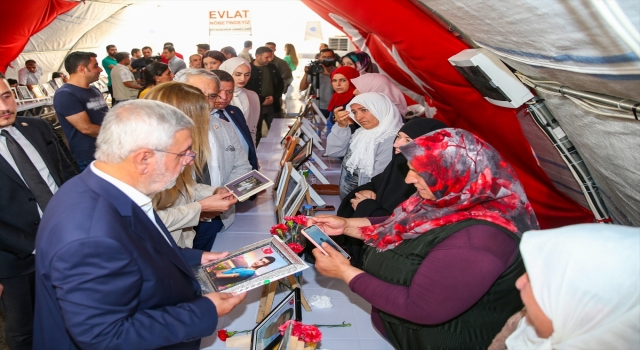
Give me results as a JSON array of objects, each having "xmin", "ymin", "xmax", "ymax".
[
  {"xmin": 33, "ymin": 100, "xmax": 246, "ymax": 349},
  {"xmin": 17, "ymin": 60, "xmax": 43, "ymax": 90},
  {"xmin": 0, "ymin": 78, "xmax": 77, "ymax": 350},
  {"xmin": 110, "ymin": 52, "xmax": 142, "ymax": 104}
]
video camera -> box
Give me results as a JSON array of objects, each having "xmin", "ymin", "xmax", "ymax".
[{"xmin": 307, "ymin": 58, "xmax": 336, "ymax": 75}]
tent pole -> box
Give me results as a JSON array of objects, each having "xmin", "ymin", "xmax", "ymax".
[
  {"xmin": 529, "ymin": 81, "xmax": 640, "ymax": 117},
  {"xmin": 527, "ymin": 97, "xmax": 611, "ymax": 222}
]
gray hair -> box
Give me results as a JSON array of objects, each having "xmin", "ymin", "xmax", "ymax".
[
  {"xmin": 173, "ymin": 68, "xmax": 220, "ymax": 89},
  {"xmin": 95, "ymin": 100, "xmax": 195, "ymax": 163}
]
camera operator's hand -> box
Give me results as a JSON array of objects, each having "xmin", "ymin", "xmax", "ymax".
[
  {"xmin": 304, "ymin": 66, "xmax": 310, "ymax": 74},
  {"xmin": 263, "ymin": 96, "xmax": 274, "ymax": 105},
  {"xmin": 334, "ymin": 106, "xmax": 353, "ymax": 128}
]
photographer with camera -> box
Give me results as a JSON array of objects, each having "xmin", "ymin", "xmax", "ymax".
[
  {"xmin": 300, "ymin": 48, "xmax": 337, "ymax": 118},
  {"xmin": 131, "ymin": 46, "xmax": 159, "ymax": 83}
]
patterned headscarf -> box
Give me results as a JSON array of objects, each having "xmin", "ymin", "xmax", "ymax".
[
  {"xmin": 341, "ymin": 51, "xmax": 373, "ymax": 74},
  {"xmin": 361, "ymin": 128, "xmax": 539, "ymax": 251}
]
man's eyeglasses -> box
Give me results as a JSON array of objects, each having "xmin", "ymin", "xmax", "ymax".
[
  {"xmin": 154, "ymin": 149, "xmax": 197, "ymax": 164},
  {"xmin": 203, "ymin": 93, "xmax": 219, "ymax": 100}
]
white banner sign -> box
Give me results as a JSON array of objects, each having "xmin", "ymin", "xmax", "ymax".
[{"xmin": 209, "ymin": 10, "xmax": 251, "ymax": 35}]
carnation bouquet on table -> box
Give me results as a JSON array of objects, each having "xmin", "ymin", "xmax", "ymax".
[{"xmin": 270, "ymin": 215, "xmax": 308, "ymax": 255}]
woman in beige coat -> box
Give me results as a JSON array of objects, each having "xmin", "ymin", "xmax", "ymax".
[{"xmin": 145, "ymin": 82, "xmax": 238, "ymax": 248}]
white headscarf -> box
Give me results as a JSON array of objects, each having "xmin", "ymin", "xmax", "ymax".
[
  {"xmin": 219, "ymin": 57, "xmax": 252, "ymax": 115},
  {"xmin": 344, "ymin": 92, "xmax": 403, "ymax": 177},
  {"xmin": 506, "ymin": 224, "xmax": 640, "ymax": 349},
  {"xmin": 351, "ymin": 73, "xmax": 408, "ymax": 115}
]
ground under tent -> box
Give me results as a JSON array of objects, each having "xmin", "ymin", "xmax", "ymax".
[{"xmin": 5, "ymin": 0, "xmax": 638, "ymax": 228}]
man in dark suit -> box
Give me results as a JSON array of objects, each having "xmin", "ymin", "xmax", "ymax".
[
  {"xmin": 212, "ymin": 69, "xmax": 259, "ymax": 170},
  {"xmin": 33, "ymin": 100, "xmax": 246, "ymax": 349},
  {"xmin": 0, "ymin": 78, "xmax": 77, "ymax": 350}
]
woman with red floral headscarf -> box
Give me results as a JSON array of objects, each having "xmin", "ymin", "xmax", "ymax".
[{"xmin": 309, "ymin": 128, "xmax": 539, "ymax": 350}]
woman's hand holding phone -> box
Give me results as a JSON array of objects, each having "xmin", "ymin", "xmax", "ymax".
[
  {"xmin": 306, "ymin": 215, "xmax": 348, "ymax": 236},
  {"xmin": 313, "ymin": 243, "xmax": 363, "ymax": 284},
  {"xmin": 333, "ymin": 106, "xmax": 353, "ymax": 128}
]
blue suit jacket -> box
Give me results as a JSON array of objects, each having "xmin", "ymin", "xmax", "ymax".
[
  {"xmin": 224, "ymin": 105, "xmax": 259, "ymax": 170},
  {"xmin": 34, "ymin": 169, "xmax": 218, "ymax": 349}
]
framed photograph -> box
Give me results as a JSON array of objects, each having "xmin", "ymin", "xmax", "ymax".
[
  {"xmin": 279, "ymin": 137, "xmax": 299, "ymax": 168},
  {"xmin": 31, "ymin": 85, "xmax": 45, "ymax": 99},
  {"xmin": 17, "ymin": 86, "xmax": 34, "ymax": 100},
  {"xmin": 280, "ymin": 118, "xmax": 302, "ymax": 145},
  {"xmin": 10, "ymin": 87, "xmax": 20, "ymax": 101},
  {"xmin": 298, "ymin": 99, "xmax": 314, "ymax": 119},
  {"xmin": 281, "ymin": 176, "xmax": 309, "ymax": 221},
  {"xmin": 42, "ymin": 83, "xmax": 55, "ymax": 97},
  {"xmin": 251, "ymin": 288, "xmax": 301, "ymax": 350},
  {"xmin": 192, "ymin": 237, "xmax": 308, "ymax": 294},
  {"xmin": 273, "ymin": 162, "xmax": 292, "ymax": 210},
  {"xmin": 224, "ymin": 170, "xmax": 274, "ymax": 202},
  {"xmin": 48, "ymin": 81, "xmax": 59, "ymax": 91},
  {"xmin": 54, "ymin": 77, "xmax": 64, "ymax": 88},
  {"xmin": 290, "ymin": 141, "xmax": 312, "ymax": 170}
]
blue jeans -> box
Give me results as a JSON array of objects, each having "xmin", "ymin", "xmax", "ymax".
[{"xmin": 192, "ymin": 216, "xmax": 224, "ymax": 251}]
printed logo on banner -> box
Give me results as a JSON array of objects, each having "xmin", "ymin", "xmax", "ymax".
[{"xmin": 209, "ymin": 10, "xmax": 251, "ymax": 35}]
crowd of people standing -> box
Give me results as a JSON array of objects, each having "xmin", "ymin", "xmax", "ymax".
[{"xmin": 0, "ymin": 36, "xmax": 638, "ymax": 350}]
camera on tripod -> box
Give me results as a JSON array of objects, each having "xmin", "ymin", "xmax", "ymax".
[{"xmin": 307, "ymin": 60, "xmax": 325, "ymax": 75}]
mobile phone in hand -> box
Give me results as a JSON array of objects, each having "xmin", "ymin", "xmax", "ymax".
[{"xmin": 301, "ymin": 225, "xmax": 350, "ymax": 260}]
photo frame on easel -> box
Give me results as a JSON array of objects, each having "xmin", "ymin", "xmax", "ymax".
[
  {"xmin": 10, "ymin": 87, "xmax": 20, "ymax": 101},
  {"xmin": 279, "ymin": 136, "xmax": 299, "ymax": 167},
  {"xmin": 251, "ymin": 288, "xmax": 301, "ymax": 350},
  {"xmin": 17, "ymin": 86, "xmax": 34, "ymax": 100},
  {"xmin": 282, "ymin": 177, "xmax": 309, "ymax": 220},
  {"xmin": 274, "ymin": 162, "xmax": 292, "ymax": 199},
  {"xmin": 31, "ymin": 85, "xmax": 45, "ymax": 99},
  {"xmin": 280, "ymin": 118, "xmax": 302, "ymax": 145},
  {"xmin": 290, "ymin": 140, "xmax": 313, "ymax": 170},
  {"xmin": 42, "ymin": 83, "xmax": 55, "ymax": 97}
]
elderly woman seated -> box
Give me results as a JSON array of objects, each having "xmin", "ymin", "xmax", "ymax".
[
  {"xmin": 309, "ymin": 128, "xmax": 539, "ymax": 349},
  {"xmin": 499, "ymin": 223, "xmax": 640, "ymax": 349},
  {"xmin": 325, "ymin": 92, "xmax": 403, "ymax": 199}
]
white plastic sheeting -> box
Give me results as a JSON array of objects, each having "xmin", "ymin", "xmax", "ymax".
[{"xmin": 420, "ymin": 0, "xmax": 640, "ymax": 225}]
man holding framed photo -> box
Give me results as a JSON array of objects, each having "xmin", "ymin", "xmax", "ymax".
[{"xmin": 33, "ymin": 100, "xmax": 247, "ymax": 349}]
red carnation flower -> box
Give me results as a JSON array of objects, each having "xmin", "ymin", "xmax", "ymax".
[
  {"xmin": 217, "ymin": 329, "xmax": 229, "ymax": 341},
  {"xmin": 287, "ymin": 242, "xmax": 304, "ymax": 254}
]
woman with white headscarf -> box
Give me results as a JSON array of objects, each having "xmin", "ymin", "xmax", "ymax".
[
  {"xmin": 219, "ymin": 57, "xmax": 260, "ymax": 146},
  {"xmin": 504, "ymin": 223, "xmax": 640, "ymax": 349},
  {"xmin": 325, "ymin": 92, "xmax": 403, "ymax": 199}
]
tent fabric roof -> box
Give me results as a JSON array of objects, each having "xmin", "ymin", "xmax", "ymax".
[{"xmin": 5, "ymin": 0, "xmax": 638, "ymax": 226}]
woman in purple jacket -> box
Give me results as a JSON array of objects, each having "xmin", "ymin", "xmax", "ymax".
[{"xmin": 308, "ymin": 128, "xmax": 539, "ymax": 350}]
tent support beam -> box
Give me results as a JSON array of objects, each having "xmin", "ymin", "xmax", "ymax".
[
  {"xmin": 530, "ymin": 81, "xmax": 640, "ymax": 118},
  {"xmin": 527, "ymin": 97, "xmax": 611, "ymax": 222}
]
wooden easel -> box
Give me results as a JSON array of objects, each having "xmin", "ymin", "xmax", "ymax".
[{"xmin": 256, "ymin": 275, "xmax": 312, "ymax": 323}]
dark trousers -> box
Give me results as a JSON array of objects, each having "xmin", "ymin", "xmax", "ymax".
[
  {"xmin": 0, "ymin": 272, "xmax": 35, "ymax": 350},
  {"xmin": 256, "ymin": 104, "xmax": 280, "ymax": 146},
  {"xmin": 107, "ymin": 85, "xmax": 117, "ymax": 106},
  {"xmin": 192, "ymin": 216, "xmax": 224, "ymax": 252}
]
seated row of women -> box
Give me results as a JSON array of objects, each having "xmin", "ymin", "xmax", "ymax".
[{"xmin": 309, "ymin": 127, "xmax": 639, "ymax": 349}]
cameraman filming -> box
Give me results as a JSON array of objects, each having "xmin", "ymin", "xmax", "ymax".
[{"xmin": 300, "ymin": 48, "xmax": 337, "ymax": 118}]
